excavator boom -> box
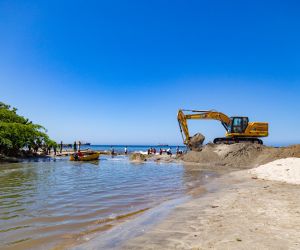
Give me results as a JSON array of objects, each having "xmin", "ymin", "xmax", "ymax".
[{"xmin": 178, "ymin": 109, "xmax": 231, "ymax": 145}]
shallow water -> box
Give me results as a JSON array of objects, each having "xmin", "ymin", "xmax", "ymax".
[{"xmin": 0, "ymin": 156, "xmax": 217, "ymax": 249}]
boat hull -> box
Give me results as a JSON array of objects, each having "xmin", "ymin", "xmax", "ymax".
[{"xmin": 70, "ymin": 152, "xmax": 100, "ymax": 161}]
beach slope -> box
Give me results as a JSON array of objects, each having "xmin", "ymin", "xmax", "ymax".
[{"xmin": 122, "ymin": 161, "xmax": 300, "ymax": 249}]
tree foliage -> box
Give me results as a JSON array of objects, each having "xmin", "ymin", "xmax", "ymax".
[{"xmin": 0, "ymin": 102, "xmax": 56, "ymax": 156}]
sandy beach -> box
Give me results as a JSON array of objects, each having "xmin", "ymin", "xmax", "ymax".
[{"xmin": 122, "ymin": 167, "xmax": 300, "ymax": 249}]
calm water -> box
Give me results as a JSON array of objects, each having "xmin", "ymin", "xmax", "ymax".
[{"xmin": 0, "ymin": 155, "xmax": 216, "ymax": 249}]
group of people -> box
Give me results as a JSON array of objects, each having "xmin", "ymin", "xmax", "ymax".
[
  {"xmin": 73, "ymin": 141, "xmax": 82, "ymax": 152},
  {"xmin": 72, "ymin": 150, "xmax": 84, "ymax": 161},
  {"xmin": 45, "ymin": 141, "xmax": 64, "ymax": 156},
  {"xmin": 47, "ymin": 143, "xmax": 183, "ymax": 157},
  {"xmin": 110, "ymin": 146, "xmax": 128, "ymax": 156},
  {"xmin": 148, "ymin": 147, "xmax": 168, "ymax": 155},
  {"xmin": 147, "ymin": 146, "xmax": 183, "ymax": 156},
  {"xmin": 176, "ymin": 146, "xmax": 183, "ymax": 155},
  {"xmin": 147, "ymin": 147, "xmax": 157, "ymax": 155}
]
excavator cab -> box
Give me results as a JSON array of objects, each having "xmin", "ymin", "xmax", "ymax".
[{"xmin": 229, "ymin": 117, "xmax": 249, "ymax": 134}]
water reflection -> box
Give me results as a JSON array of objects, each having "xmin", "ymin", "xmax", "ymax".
[{"xmin": 0, "ymin": 156, "xmax": 218, "ymax": 249}]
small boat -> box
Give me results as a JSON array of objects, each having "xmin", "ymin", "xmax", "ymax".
[{"xmin": 70, "ymin": 152, "xmax": 100, "ymax": 161}]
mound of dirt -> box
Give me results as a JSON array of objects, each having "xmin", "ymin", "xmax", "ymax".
[
  {"xmin": 182, "ymin": 143, "xmax": 220, "ymax": 164},
  {"xmin": 181, "ymin": 143, "xmax": 300, "ymax": 169},
  {"xmin": 188, "ymin": 133, "xmax": 205, "ymax": 151},
  {"xmin": 130, "ymin": 153, "xmax": 149, "ymax": 162},
  {"xmin": 221, "ymin": 143, "xmax": 265, "ymax": 168}
]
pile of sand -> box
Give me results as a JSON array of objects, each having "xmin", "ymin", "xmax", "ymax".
[
  {"xmin": 249, "ymin": 158, "xmax": 300, "ymax": 184},
  {"xmin": 182, "ymin": 143, "xmax": 264, "ymax": 168},
  {"xmin": 181, "ymin": 143, "xmax": 300, "ymax": 169}
]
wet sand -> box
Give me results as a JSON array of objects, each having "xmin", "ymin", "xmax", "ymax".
[{"xmin": 121, "ymin": 170, "xmax": 300, "ymax": 249}]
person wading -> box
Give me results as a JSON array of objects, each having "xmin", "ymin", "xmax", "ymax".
[
  {"xmin": 54, "ymin": 144, "xmax": 57, "ymax": 156},
  {"xmin": 60, "ymin": 141, "xmax": 63, "ymax": 154},
  {"xmin": 111, "ymin": 146, "xmax": 115, "ymax": 156}
]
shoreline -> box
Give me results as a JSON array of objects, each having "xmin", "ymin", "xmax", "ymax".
[
  {"xmin": 65, "ymin": 166, "xmax": 243, "ymax": 250},
  {"xmin": 120, "ymin": 169, "xmax": 300, "ymax": 249},
  {"xmin": 67, "ymin": 154, "xmax": 300, "ymax": 249},
  {"xmin": 68, "ymin": 196, "xmax": 190, "ymax": 250},
  {"xmin": 2, "ymin": 142, "xmax": 300, "ymax": 165},
  {"xmin": 66, "ymin": 169, "xmax": 222, "ymax": 250}
]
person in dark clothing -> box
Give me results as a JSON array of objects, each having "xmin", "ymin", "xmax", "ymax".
[
  {"xmin": 73, "ymin": 141, "xmax": 77, "ymax": 152},
  {"xmin": 111, "ymin": 146, "xmax": 115, "ymax": 156},
  {"xmin": 60, "ymin": 141, "xmax": 63, "ymax": 154},
  {"xmin": 54, "ymin": 145, "xmax": 57, "ymax": 155},
  {"xmin": 167, "ymin": 147, "xmax": 172, "ymax": 156},
  {"xmin": 34, "ymin": 144, "xmax": 39, "ymax": 153}
]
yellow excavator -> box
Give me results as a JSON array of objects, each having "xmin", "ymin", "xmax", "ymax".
[{"xmin": 177, "ymin": 109, "xmax": 268, "ymax": 147}]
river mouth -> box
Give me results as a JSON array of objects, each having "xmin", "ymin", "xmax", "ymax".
[{"xmin": 0, "ymin": 156, "xmax": 218, "ymax": 249}]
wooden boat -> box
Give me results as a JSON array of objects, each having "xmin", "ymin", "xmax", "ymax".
[{"xmin": 70, "ymin": 152, "xmax": 100, "ymax": 161}]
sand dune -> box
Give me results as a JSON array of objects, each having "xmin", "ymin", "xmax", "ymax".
[{"xmin": 249, "ymin": 157, "xmax": 300, "ymax": 184}]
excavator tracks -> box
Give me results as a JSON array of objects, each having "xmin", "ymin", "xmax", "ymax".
[{"xmin": 213, "ymin": 137, "xmax": 263, "ymax": 145}]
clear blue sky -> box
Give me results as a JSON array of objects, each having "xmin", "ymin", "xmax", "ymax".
[{"xmin": 1, "ymin": 0, "xmax": 300, "ymax": 145}]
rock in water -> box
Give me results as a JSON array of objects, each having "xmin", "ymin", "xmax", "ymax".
[
  {"xmin": 189, "ymin": 133, "xmax": 205, "ymax": 150},
  {"xmin": 130, "ymin": 153, "xmax": 148, "ymax": 162}
]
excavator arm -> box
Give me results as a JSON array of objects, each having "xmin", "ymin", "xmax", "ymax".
[{"xmin": 177, "ymin": 109, "xmax": 231, "ymax": 146}]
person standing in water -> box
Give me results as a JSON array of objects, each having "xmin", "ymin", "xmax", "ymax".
[
  {"xmin": 167, "ymin": 147, "xmax": 172, "ymax": 155},
  {"xmin": 60, "ymin": 141, "xmax": 63, "ymax": 154},
  {"xmin": 124, "ymin": 146, "xmax": 128, "ymax": 155},
  {"xmin": 73, "ymin": 141, "xmax": 77, "ymax": 152},
  {"xmin": 53, "ymin": 144, "xmax": 57, "ymax": 156}
]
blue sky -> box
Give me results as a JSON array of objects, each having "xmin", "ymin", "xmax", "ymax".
[{"xmin": 1, "ymin": 0, "xmax": 300, "ymax": 145}]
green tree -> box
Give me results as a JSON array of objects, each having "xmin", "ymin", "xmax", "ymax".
[{"xmin": 0, "ymin": 102, "xmax": 56, "ymax": 156}]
